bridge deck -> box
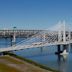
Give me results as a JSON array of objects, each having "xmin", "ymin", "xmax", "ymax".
[
  {"xmin": 0, "ymin": 30, "xmax": 43, "ymax": 38},
  {"xmin": 0, "ymin": 40, "xmax": 72, "ymax": 52}
]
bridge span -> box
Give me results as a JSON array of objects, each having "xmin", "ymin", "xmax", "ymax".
[
  {"xmin": 0, "ymin": 29, "xmax": 43, "ymax": 38},
  {"xmin": 0, "ymin": 40, "xmax": 72, "ymax": 52},
  {"xmin": 0, "ymin": 21, "xmax": 72, "ymax": 53}
]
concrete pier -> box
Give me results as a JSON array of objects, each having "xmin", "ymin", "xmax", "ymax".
[{"xmin": 55, "ymin": 45, "xmax": 62, "ymax": 54}]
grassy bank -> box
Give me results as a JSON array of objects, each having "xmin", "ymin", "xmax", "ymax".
[
  {"xmin": 3, "ymin": 52, "xmax": 60, "ymax": 72},
  {"xmin": 0, "ymin": 56, "xmax": 22, "ymax": 72},
  {"xmin": 0, "ymin": 63, "xmax": 21, "ymax": 72}
]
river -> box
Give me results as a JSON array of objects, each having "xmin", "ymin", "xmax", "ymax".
[{"xmin": 0, "ymin": 38, "xmax": 72, "ymax": 72}]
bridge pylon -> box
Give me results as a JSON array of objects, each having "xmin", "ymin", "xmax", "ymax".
[
  {"xmin": 63, "ymin": 21, "xmax": 66, "ymax": 43},
  {"xmin": 58, "ymin": 21, "xmax": 62, "ymax": 42}
]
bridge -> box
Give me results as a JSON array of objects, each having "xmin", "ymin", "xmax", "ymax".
[
  {"xmin": 0, "ymin": 29, "xmax": 42, "ymax": 38},
  {"xmin": 0, "ymin": 21, "xmax": 72, "ymax": 53}
]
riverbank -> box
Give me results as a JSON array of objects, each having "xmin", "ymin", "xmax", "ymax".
[
  {"xmin": 0, "ymin": 55, "xmax": 53, "ymax": 72},
  {"xmin": 2, "ymin": 52, "xmax": 59, "ymax": 72},
  {"xmin": 0, "ymin": 55, "xmax": 52, "ymax": 72}
]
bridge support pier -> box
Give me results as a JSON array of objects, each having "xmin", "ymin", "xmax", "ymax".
[
  {"xmin": 58, "ymin": 45, "xmax": 61, "ymax": 53},
  {"xmin": 63, "ymin": 44, "xmax": 71, "ymax": 53},
  {"xmin": 55, "ymin": 44, "xmax": 69, "ymax": 55},
  {"xmin": 40, "ymin": 47, "xmax": 43, "ymax": 53},
  {"xmin": 55, "ymin": 45, "xmax": 62, "ymax": 54},
  {"xmin": 12, "ymin": 34, "xmax": 16, "ymax": 46},
  {"xmin": 63, "ymin": 45, "xmax": 67, "ymax": 51}
]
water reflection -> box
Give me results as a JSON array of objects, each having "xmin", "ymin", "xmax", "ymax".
[
  {"xmin": 57, "ymin": 54, "xmax": 68, "ymax": 72},
  {"xmin": 13, "ymin": 46, "xmax": 70, "ymax": 72}
]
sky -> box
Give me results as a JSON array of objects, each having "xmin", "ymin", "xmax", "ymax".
[{"xmin": 0, "ymin": 0, "xmax": 72, "ymax": 29}]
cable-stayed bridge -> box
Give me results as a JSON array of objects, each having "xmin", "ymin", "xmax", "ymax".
[{"xmin": 0, "ymin": 21, "xmax": 72, "ymax": 53}]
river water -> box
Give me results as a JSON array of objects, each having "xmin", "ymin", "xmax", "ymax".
[{"xmin": 0, "ymin": 38, "xmax": 72, "ymax": 72}]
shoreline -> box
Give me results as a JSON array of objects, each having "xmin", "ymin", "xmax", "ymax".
[{"xmin": 2, "ymin": 52, "xmax": 60, "ymax": 72}]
